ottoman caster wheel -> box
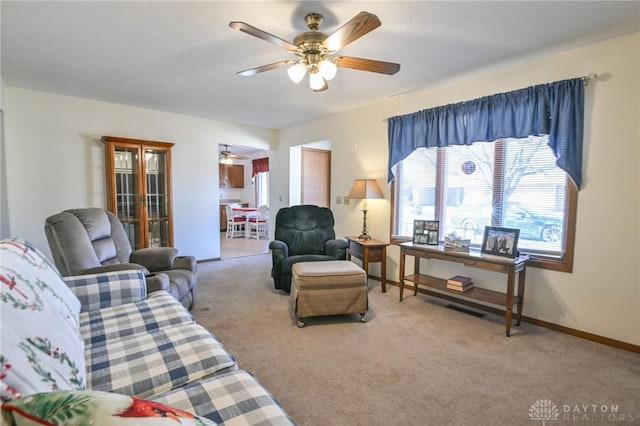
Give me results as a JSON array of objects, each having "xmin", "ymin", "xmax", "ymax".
[
  {"xmin": 360, "ymin": 314, "xmax": 366, "ymax": 322},
  {"xmin": 296, "ymin": 319, "xmax": 305, "ymax": 328}
]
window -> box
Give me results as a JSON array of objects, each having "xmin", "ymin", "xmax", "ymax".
[
  {"xmin": 254, "ymin": 171, "xmax": 269, "ymax": 207},
  {"xmin": 391, "ymin": 136, "xmax": 577, "ymax": 271}
]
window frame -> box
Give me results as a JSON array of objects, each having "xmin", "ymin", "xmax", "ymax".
[{"xmin": 389, "ymin": 145, "xmax": 578, "ymax": 273}]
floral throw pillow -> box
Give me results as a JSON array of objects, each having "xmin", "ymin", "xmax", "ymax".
[
  {"xmin": 0, "ymin": 238, "xmax": 85, "ymax": 402},
  {"xmin": 2, "ymin": 390, "xmax": 217, "ymax": 425}
]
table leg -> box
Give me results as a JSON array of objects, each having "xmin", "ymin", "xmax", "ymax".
[
  {"xmin": 381, "ymin": 246, "xmax": 387, "ymax": 293},
  {"xmin": 399, "ymin": 248, "xmax": 405, "ymax": 301},
  {"xmin": 516, "ymin": 268, "xmax": 526, "ymax": 326},
  {"xmin": 363, "ymin": 248, "xmax": 370, "ymax": 286},
  {"xmin": 505, "ymin": 268, "xmax": 515, "ymax": 337},
  {"xmin": 413, "ymin": 256, "xmax": 420, "ymax": 296}
]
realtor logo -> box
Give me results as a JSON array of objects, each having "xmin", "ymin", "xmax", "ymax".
[{"xmin": 529, "ymin": 399, "xmax": 560, "ymax": 425}]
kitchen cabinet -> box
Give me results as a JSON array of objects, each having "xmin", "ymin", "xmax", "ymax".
[{"xmin": 219, "ymin": 164, "xmax": 244, "ymax": 188}]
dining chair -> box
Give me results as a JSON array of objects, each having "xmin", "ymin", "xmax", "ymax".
[
  {"xmin": 248, "ymin": 205, "xmax": 269, "ymax": 240},
  {"xmin": 225, "ymin": 205, "xmax": 246, "ymax": 238}
]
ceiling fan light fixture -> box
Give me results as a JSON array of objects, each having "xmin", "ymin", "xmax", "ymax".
[
  {"xmin": 230, "ymin": 11, "xmax": 400, "ymax": 92},
  {"xmin": 287, "ymin": 63, "xmax": 307, "ymax": 83},
  {"xmin": 309, "ymin": 71, "xmax": 325, "ymax": 90},
  {"xmin": 318, "ymin": 59, "xmax": 337, "ymax": 80}
]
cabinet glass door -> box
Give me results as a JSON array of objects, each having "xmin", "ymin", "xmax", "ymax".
[
  {"xmin": 145, "ymin": 149, "xmax": 171, "ymax": 247},
  {"xmin": 103, "ymin": 136, "xmax": 174, "ymax": 250},
  {"xmin": 114, "ymin": 146, "xmax": 142, "ymax": 249}
]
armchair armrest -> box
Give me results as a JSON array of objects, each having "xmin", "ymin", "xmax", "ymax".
[
  {"xmin": 269, "ymin": 240, "xmax": 289, "ymax": 278},
  {"xmin": 83, "ymin": 263, "xmax": 149, "ymax": 276},
  {"xmin": 173, "ymin": 255, "xmax": 197, "ymax": 272},
  {"xmin": 325, "ymin": 238, "xmax": 349, "ymax": 259},
  {"xmin": 63, "ymin": 270, "xmax": 147, "ymax": 313},
  {"xmin": 145, "ymin": 272, "xmax": 170, "ymax": 293},
  {"xmin": 269, "ymin": 240, "xmax": 289, "ymax": 263},
  {"xmin": 130, "ymin": 247, "xmax": 178, "ymax": 272}
]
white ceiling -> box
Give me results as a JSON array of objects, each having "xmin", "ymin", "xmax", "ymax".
[{"xmin": 2, "ymin": 1, "xmax": 639, "ymax": 131}]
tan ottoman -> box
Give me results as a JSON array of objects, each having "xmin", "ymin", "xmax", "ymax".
[{"xmin": 291, "ymin": 260, "xmax": 368, "ymax": 327}]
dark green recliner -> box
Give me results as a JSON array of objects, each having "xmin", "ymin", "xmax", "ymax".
[{"xmin": 269, "ymin": 205, "xmax": 348, "ymax": 293}]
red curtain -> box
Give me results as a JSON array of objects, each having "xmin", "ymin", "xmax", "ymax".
[{"xmin": 252, "ymin": 157, "xmax": 269, "ymax": 177}]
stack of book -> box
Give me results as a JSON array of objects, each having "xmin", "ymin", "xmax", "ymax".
[{"xmin": 446, "ymin": 275, "xmax": 473, "ymax": 292}]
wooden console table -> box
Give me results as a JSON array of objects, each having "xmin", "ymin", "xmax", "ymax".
[
  {"xmin": 399, "ymin": 242, "xmax": 528, "ymax": 336},
  {"xmin": 346, "ymin": 237, "xmax": 389, "ymax": 292}
]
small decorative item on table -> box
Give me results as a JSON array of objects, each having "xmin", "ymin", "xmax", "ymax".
[
  {"xmin": 481, "ymin": 226, "xmax": 520, "ymax": 258},
  {"xmin": 443, "ymin": 232, "xmax": 471, "ymax": 252},
  {"xmin": 413, "ymin": 220, "xmax": 439, "ymax": 245}
]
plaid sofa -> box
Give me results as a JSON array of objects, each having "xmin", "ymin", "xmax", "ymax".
[{"xmin": 1, "ymin": 237, "xmax": 295, "ymax": 425}]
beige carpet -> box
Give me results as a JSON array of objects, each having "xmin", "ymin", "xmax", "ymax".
[{"xmin": 193, "ymin": 254, "xmax": 639, "ymax": 426}]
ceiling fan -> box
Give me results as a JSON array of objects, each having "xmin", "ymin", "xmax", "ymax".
[
  {"xmin": 229, "ymin": 11, "xmax": 400, "ymax": 92},
  {"xmin": 219, "ymin": 145, "xmax": 248, "ymax": 164}
]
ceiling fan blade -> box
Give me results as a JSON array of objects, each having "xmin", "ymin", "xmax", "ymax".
[
  {"xmin": 228, "ymin": 153, "xmax": 248, "ymax": 159},
  {"xmin": 335, "ymin": 56, "xmax": 400, "ymax": 75},
  {"xmin": 229, "ymin": 21, "xmax": 298, "ymax": 52},
  {"xmin": 324, "ymin": 12, "xmax": 381, "ymax": 52},
  {"xmin": 237, "ymin": 60, "xmax": 297, "ymax": 77},
  {"xmin": 220, "ymin": 145, "xmax": 249, "ymax": 160}
]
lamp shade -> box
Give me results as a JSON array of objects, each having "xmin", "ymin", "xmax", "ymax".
[
  {"xmin": 319, "ymin": 59, "xmax": 337, "ymax": 80},
  {"xmin": 287, "ymin": 63, "xmax": 307, "ymax": 84},
  {"xmin": 348, "ymin": 179, "xmax": 384, "ymax": 200},
  {"xmin": 309, "ymin": 71, "xmax": 325, "ymax": 90}
]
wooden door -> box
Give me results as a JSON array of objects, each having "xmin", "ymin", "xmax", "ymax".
[{"xmin": 301, "ymin": 147, "xmax": 330, "ymax": 207}]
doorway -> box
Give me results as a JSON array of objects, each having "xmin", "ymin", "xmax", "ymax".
[{"xmin": 219, "ymin": 145, "xmax": 271, "ymax": 259}]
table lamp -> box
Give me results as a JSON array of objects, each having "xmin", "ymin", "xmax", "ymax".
[{"xmin": 348, "ymin": 179, "xmax": 384, "ymax": 240}]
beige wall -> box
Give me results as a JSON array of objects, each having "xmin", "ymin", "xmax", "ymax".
[
  {"xmin": 1, "ymin": 77, "xmax": 8, "ymax": 239},
  {"xmin": 277, "ymin": 33, "xmax": 640, "ymax": 345},
  {"xmin": 3, "ymin": 88, "xmax": 275, "ymax": 260},
  {"xmin": 3, "ymin": 33, "xmax": 638, "ymax": 345}
]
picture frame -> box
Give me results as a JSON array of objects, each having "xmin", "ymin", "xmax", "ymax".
[
  {"xmin": 481, "ymin": 226, "xmax": 520, "ymax": 258},
  {"xmin": 413, "ymin": 220, "xmax": 439, "ymax": 245}
]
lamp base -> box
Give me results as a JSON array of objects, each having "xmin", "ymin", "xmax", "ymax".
[{"xmin": 358, "ymin": 209, "xmax": 371, "ymax": 240}]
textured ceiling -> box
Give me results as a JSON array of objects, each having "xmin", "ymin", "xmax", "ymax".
[{"xmin": 2, "ymin": 1, "xmax": 639, "ymax": 130}]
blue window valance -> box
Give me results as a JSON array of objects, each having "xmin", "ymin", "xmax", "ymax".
[{"xmin": 387, "ymin": 78, "xmax": 585, "ymax": 189}]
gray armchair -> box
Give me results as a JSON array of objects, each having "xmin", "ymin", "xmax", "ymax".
[
  {"xmin": 44, "ymin": 208, "xmax": 197, "ymax": 310},
  {"xmin": 269, "ymin": 205, "xmax": 348, "ymax": 293}
]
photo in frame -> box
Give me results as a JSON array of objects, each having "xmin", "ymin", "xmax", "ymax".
[
  {"xmin": 413, "ymin": 220, "xmax": 439, "ymax": 245},
  {"xmin": 481, "ymin": 226, "xmax": 520, "ymax": 258}
]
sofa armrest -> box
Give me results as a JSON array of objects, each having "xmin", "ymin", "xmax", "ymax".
[
  {"xmin": 173, "ymin": 255, "xmax": 197, "ymax": 272},
  {"xmin": 64, "ymin": 270, "xmax": 147, "ymax": 312},
  {"xmin": 325, "ymin": 238, "xmax": 348, "ymax": 259},
  {"xmin": 130, "ymin": 247, "xmax": 178, "ymax": 271}
]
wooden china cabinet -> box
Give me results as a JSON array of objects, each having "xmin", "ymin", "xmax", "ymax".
[{"xmin": 102, "ymin": 136, "xmax": 174, "ymax": 250}]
